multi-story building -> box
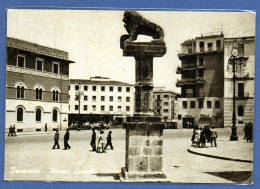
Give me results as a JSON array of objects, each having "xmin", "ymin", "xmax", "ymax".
[
  {"xmin": 176, "ymin": 32, "xmax": 255, "ymax": 129},
  {"xmin": 153, "ymin": 89, "xmax": 178, "ymax": 122},
  {"xmin": 6, "ymin": 37, "xmax": 74, "ymax": 132},
  {"xmin": 68, "ymin": 77, "xmax": 135, "ymax": 125},
  {"xmin": 176, "ymin": 32, "xmax": 224, "ymax": 128},
  {"xmin": 224, "ymin": 37, "xmax": 255, "ymax": 127}
]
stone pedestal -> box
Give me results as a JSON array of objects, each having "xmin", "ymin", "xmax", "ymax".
[
  {"xmin": 120, "ymin": 116, "xmax": 166, "ymax": 181},
  {"xmin": 120, "ymin": 41, "xmax": 167, "ymax": 182}
]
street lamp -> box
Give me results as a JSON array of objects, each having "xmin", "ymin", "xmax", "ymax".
[
  {"xmin": 227, "ymin": 39, "xmax": 239, "ymax": 141},
  {"xmin": 75, "ymin": 90, "xmax": 84, "ymax": 130}
]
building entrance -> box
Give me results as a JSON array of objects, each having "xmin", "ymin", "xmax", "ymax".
[{"xmin": 183, "ymin": 118, "xmax": 195, "ymax": 128}]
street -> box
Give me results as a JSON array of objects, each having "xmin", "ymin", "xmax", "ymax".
[{"xmin": 4, "ymin": 128, "xmax": 253, "ymax": 183}]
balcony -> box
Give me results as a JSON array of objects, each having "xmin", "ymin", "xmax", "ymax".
[
  {"xmin": 182, "ymin": 64, "xmax": 196, "ymax": 71},
  {"xmin": 176, "ymin": 66, "xmax": 182, "ymax": 74},
  {"xmin": 181, "ymin": 93, "xmax": 195, "ymax": 98},
  {"xmin": 197, "ymin": 64, "xmax": 205, "ymax": 69},
  {"xmin": 176, "ymin": 78, "xmax": 196, "ymax": 87},
  {"xmin": 235, "ymin": 92, "xmax": 250, "ymax": 99}
]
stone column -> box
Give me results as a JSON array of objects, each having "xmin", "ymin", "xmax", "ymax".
[{"xmin": 120, "ymin": 41, "xmax": 167, "ymax": 181}]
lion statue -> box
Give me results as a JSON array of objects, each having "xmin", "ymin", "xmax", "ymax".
[{"xmin": 122, "ymin": 11, "xmax": 165, "ymax": 43}]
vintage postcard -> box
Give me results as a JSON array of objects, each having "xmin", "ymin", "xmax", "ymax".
[{"xmin": 4, "ymin": 9, "xmax": 255, "ymax": 183}]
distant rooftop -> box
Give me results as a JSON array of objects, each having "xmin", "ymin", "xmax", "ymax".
[
  {"xmin": 7, "ymin": 37, "xmax": 74, "ymax": 62},
  {"xmin": 70, "ymin": 78, "xmax": 134, "ymax": 86}
]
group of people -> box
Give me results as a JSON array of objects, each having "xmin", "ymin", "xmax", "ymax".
[
  {"xmin": 7, "ymin": 125, "xmax": 17, "ymax": 137},
  {"xmin": 90, "ymin": 128, "xmax": 113, "ymax": 153},
  {"xmin": 191, "ymin": 125, "xmax": 218, "ymax": 148},
  {"xmin": 243, "ymin": 122, "xmax": 253, "ymax": 142},
  {"xmin": 52, "ymin": 128, "xmax": 71, "ymax": 150}
]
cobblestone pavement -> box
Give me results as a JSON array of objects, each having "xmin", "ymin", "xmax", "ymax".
[{"xmin": 4, "ymin": 128, "xmax": 253, "ymax": 184}]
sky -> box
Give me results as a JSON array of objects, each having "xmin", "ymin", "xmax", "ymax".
[{"xmin": 7, "ymin": 10, "xmax": 256, "ymax": 92}]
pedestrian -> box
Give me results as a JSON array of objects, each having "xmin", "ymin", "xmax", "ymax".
[
  {"xmin": 105, "ymin": 131, "xmax": 114, "ymax": 150},
  {"xmin": 52, "ymin": 129, "xmax": 60, "ymax": 149},
  {"xmin": 205, "ymin": 125, "xmax": 211, "ymax": 143},
  {"xmin": 199, "ymin": 127, "xmax": 206, "ymax": 148},
  {"xmin": 210, "ymin": 126, "xmax": 217, "ymax": 147},
  {"xmin": 97, "ymin": 130, "xmax": 106, "ymax": 153},
  {"xmin": 193, "ymin": 128, "xmax": 200, "ymax": 147},
  {"xmin": 63, "ymin": 128, "xmax": 71, "ymax": 150},
  {"xmin": 45, "ymin": 123, "xmax": 48, "ymax": 132},
  {"xmin": 12, "ymin": 125, "xmax": 17, "ymax": 137},
  {"xmin": 90, "ymin": 128, "xmax": 96, "ymax": 151},
  {"xmin": 8, "ymin": 125, "xmax": 13, "ymax": 137},
  {"xmin": 248, "ymin": 122, "xmax": 253, "ymax": 142},
  {"xmin": 191, "ymin": 128, "xmax": 196, "ymax": 146}
]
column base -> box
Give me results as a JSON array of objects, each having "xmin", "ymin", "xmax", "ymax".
[
  {"xmin": 230, "ymin": 135, "xmax": 238, "ymax": 141},
  {"xmin": 119, "ymin": 167, "xmax": 168, "ymax": 182}
]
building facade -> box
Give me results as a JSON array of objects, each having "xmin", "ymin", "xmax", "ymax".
[
  {"xmin": 176, "ymin": 32, "xmax": 224, "ymax": 128},
  {"xmin": 6, "ymin": 37, "xmax": 74, "ymax": 132},
  {"xmin": 223, "ymin": 37, "xmax": 255, "ymax": 127},
  {"xmin": 153, "ymin": 89, "xmax": 178, "ymax": 122},
  {"xmin": 68, "ymin": 77, "xmax": 135, "ymax": 125}
]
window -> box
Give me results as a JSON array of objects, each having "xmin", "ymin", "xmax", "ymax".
[
  {"xmin": 238, "ymin": 83, "xmax": 244, "ymax": 98},
  {"xmin": 157, "ymin": 95, "xmax": 161, "ymax": 101},
  {"xmin": 208, "ymin": 43, "xmax": 212, "ymax": 51},
  {"xmin": 164, "ymin": 95, "xmax": 169, "ymax": 98},
  {"xmin": 216, "ymin": 40, "xmax": 221, "ymax": 50},
  {"xmin": 198, "ymin": 70, "xmax": 204, "ymax": 77},
  {"xmin": 178, "ymin": 114, "xmax": 182, "ymax": 120},
  {"xmin": 118, "ymin": 87, "xmax": 122, "ymax": 92},
  {"xmin": 199, "ymin": 42, "xmax": 204, "ymax": 52},
  {"xmin": 182, "ymin": 101, "xmax": 187, "ymax": 109},
  {"xmin": 36, "ymin": 58, "xmax": 43, "ymax": 71},
  {"xmin": 17, "ymin": 55, "xmax": 25, "ymax": 67},
  {"xmin": 190, "ymin": 101, "xmax": 195, "ymax": 108},
  {"xmin": 53, "ymin": 62, "xmax": 59, "ymax": 74},
  {"xmin": 163, "ymin": 102, "xmax": 168, "ymax": 106},
  {"xmin": 199, "ymin": 101, "xmax": 204, "ymax": 108},
  {"xmin": 101, "ymin": 96, "xmax": 105, "ymax": 101},
  {"xmin": 101, "ymin": 105, "xmax": 105, "ymax": 111},
  {"xmin": 36, "ymin": 88, "xmax": 43, "ymax": 100},
  {"xmin": 75, "ymin": 95, "xmax": 79, "ymax": 101},
  {"xmin": 110, "ymin": 96, "xmax": 113, "ymax": 102},
  {"xmin": 52, "ymin": 90, "xmax": 59, "ymax": 102},
  {"xmin": 75, "ymin": 85, "xmax": 79, "ymax": 90},
  {"xmin": 84, "ymin": 105, "xmax": 88, "ymax": 111},
  {"xmin": 92, "ymin": 105, "xmax": 96, "ymax": 111},
  {"xmin": 52, "ymin": 109, "xmax": 58, "ymax": 122},
  {"xmin": 163, "ymin": 109, "xmax": 168, "ymax": 113},
  {"xmin": 101, "ymin": 86, "xmax": 105, "ymax": 91},
  {"xmin": 84, "ymin": 86, "xmax": 88, "ymax": 91},
  {"xmin": 118, "ymin": 96, "xmax": 122, "ymax": 102},
  {"xmin": 118, "ymin": 106, "xmax": 122, "ymax": 111},
  {"xmin": 126, "ymin": 97, "xmax": 130, "ymax": 102},
  {"xmin": 126, "ymin": 87, "xmax": 130, "ymax": 92},
  {"xmin": 36, "ymin": 108, "xmax": 42, "ymax": 122},
  {"xmin": 84, "ymin": 96, "xmax": 88, "ymax": 101},
  {"xmin": 92, "ymin": 86, "xmax": 96, "ymax": 91},
  {"xmin": 92, "ymin": 96, "xmax": 96, "ymax": 101},
  {"xmin": 207, "ymin": 101, "xmax": 212, "ymax": 109},
  {"xmin": 110, "ymin": 87, "xmax": 113, "ymax": 92},
  {"xmin": 126, "ymin": 106, "xmax": 130, "ymax": 112},
  {"xmin": 17, "ymin": 107, "xmax": 23, "ymax": 121},
  {"xmin": 238, "ymin": 44, "xmax": 244, "ymax": 57},
  {"xmin": 199, "ymin": 57, "xmax": 203, "ymax": 66},
  {"xmin": 215, "ymin": 101, "xmax": 220, "ymax": 108},
  {"xmin": 75, "ymin": 105, "xmax": 79, "ymax": 110},
  {"xmin": 109, "ymin": 106, "xmax": 113, "ymax": 111},
  {"xmin": 68, "ymin": 85, "xmax": 70, "ymax": 90},
  {"xmin": 17, "ymin": 86, "xmax": 25, "ymax": 99},
  {"xmin": 238, "ymin": 106, "xmax": 244, "ymax": 116}
]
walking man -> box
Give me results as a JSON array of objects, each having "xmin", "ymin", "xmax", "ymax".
[
  {"xmin": 52, "ymin": 129, "xmax": 60, "ymax": 149},
  {"xmin": 13, "ymin": 125, "xmax": 17, "ymax": 137},
  {"xmin": 63, "ymin": 128, "xmax": 71, "ymax": 150},
  {"xmin": 210, "ymin": 126, "xmax": 218, "ymax": 147},
  {"xmin": 90, "ymin": 128, "xmax": 96, "ymax": 151},
  {"xmin": 105, "ymin": 131, "xmax": 114, "ymax": 150},
  {"xmin": 8, "ymin": 125, "xmax": 13, "ymax": 137}
]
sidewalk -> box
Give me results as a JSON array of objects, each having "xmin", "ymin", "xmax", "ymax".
[{"xmin": 187, "ymin": 137, "xmax": 253, "ymax": 163}]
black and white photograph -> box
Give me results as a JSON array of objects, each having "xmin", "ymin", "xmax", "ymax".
[{"xmin": 4, "ymin": 9, "xmax": 255, "ymax": 184}]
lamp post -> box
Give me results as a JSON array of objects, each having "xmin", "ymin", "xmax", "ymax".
[
  {"xmin": 228, "ymin": 39, "xmax": 239, "ymax": 141},
  {"xmin": 75, "ymin": 90, "xmax": 84, "ymax": 130}
]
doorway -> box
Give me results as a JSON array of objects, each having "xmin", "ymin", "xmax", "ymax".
[{"xmin": 183, "ymin": 118, "xmax": 195, "ymax": 128}]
